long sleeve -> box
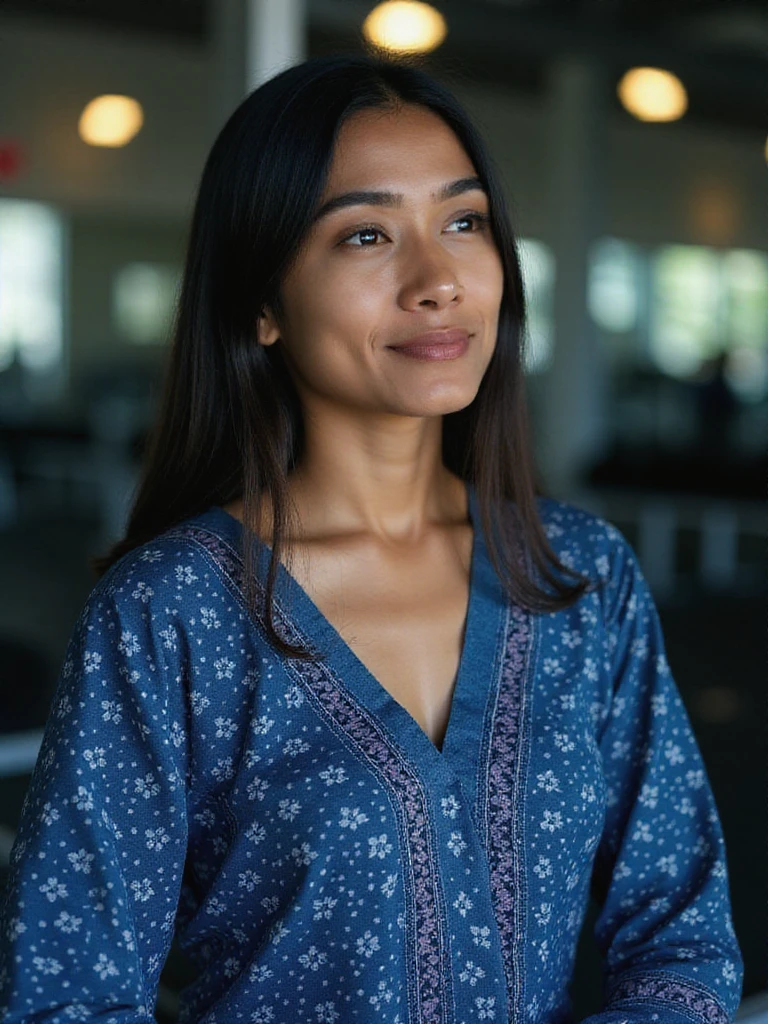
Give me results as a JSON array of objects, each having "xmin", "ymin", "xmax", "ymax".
[
  {"xmin": 0, "ymin": 562, "xmax": 190, "ymax": 1021},
  {"xmin": 582, "ymin": 535, "xmax": 743, "ymax": 1024}
]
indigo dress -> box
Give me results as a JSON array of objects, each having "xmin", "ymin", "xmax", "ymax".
[{"xmin": 0, "ymin": 485, "xmax": 744, "ymax": 1023}]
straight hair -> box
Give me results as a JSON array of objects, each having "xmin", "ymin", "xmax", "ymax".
[{"xmin": 92, "ymin": 51, "xmax": 590, "ymax": 660}]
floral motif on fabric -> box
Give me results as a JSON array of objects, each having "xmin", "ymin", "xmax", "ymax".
[{"xmin": 173, "ymin": 524, "xmax": 451, "ymax": 1024}]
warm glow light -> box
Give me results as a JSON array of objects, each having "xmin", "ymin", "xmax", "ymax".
[
  {"xmin": 617, "ymin": 67, "xmax": 688, "ymax": 123},
  {"xmin": 78, "ymin": 94, "xmax": 144, "ymax": 147},
  {"xmin": 688, "ymin": 182, "xmax": 741, "ymax": 246},
  {"xmin": 363, "ymin": 1, "xmax": 447, "ymax": 54}
]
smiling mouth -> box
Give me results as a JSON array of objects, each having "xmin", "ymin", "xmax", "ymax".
[
  {"xmin": 387, "ymin": 328, "xmax": 470, "ymax": 351},
  {"xmin": 386, "ymin": 329, "xmax": 471, "ymax": 361}
]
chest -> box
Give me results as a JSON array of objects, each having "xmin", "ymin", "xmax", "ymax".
[{"xmin": 284, "ymin": 525, "xmax": 474, "ymax": 751}]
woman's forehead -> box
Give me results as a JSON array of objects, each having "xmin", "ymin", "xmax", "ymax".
[{"xmin": 326, "ymin": 106, "xmax": 476, "ymax": 187}]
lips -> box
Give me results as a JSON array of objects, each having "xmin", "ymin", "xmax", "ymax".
[{"xmin": 388, "ymin": 328, "xmax": 470, "ymax": 351}]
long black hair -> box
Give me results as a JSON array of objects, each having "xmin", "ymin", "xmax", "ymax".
[{"xmin": 92, "ymin": 51, "xmax": 590, "ymax": 659}]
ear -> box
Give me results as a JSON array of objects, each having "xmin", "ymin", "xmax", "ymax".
[{"xmin": 256, "ymin": 306, "xmax": 281, "ymax": 347}]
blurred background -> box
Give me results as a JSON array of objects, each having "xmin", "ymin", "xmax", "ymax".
[{"xmin": 0, "ymin": 0, "xmax": 765, "ymax": 1019}]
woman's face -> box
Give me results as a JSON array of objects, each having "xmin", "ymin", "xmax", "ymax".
[{"xmin": 258, "ymin": 103, "xmax": 505, "ymax": 419}]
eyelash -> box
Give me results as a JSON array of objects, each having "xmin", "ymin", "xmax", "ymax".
[{"xmin": 339, "ymin": 212, "xmax": 491, "ymax": 247}]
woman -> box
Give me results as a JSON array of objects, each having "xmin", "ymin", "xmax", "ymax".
[{"xmin": 0, "ymin": 53, "xmax": 742, "ymax": 1023}]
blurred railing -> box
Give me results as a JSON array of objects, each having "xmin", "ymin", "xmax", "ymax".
[
  {"xmin": 579, "ymin": 488, "xmax": 765, "ymax": 600},
  {"xmin": 0, "ymin": 396, "xmax": 143, "ymax": 543}
]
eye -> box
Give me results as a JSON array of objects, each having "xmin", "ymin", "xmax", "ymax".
[
  {"xmin": 338, "ymin": 211, "xmax": 491, "ymax": 248},
  {"xmin": 446, "ymin": 212, "xmax": 491, "ymax": 233},
  {"xmin": 341, "ymin": 225, "xmax": 386, "ymax": 247}
]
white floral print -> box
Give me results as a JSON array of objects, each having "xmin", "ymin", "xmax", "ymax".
[{"xmin": 0, "ymin": 496, "xmax": 742, "ymax": 1024}]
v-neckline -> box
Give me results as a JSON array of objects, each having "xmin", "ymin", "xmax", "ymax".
[{"xmin": 202, "ymin": 481, "xmax": 506, "ymax": 770}]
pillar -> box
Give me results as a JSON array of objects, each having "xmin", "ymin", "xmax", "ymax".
[
  {"xmin": 210, "ymin": 0, "xmax": 307, "ymax": 136},
  {"xmin": 540, "ymin": 56, "xmax": 610, "ymax": 499}
]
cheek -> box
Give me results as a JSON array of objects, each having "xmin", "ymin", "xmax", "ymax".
[
  {"xmin": 473, "ymin": 249, "xmax": 505, "ymax": 303},
  {"xmin": 278, "ymin": 276, "xmax": 382, "ymax": 384},
  {"xmin": 288, "ymin": 264, "xmax": 387, "ymax": 346}
]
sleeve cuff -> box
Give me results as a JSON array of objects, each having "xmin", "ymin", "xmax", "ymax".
[{"xmin": 584, "ymin": 970, "xmax": 736, "ymax": 1024}]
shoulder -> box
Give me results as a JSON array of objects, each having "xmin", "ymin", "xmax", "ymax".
[
  {"xmin": 534, "ymin": 496, "xmax": 660, "ymax": 646},
  {"xmin": 101, "ymin": 521, "xmax": 214, "ymax": 593},
  {"xmin": 534, "ymin": 495, "xmax": 641, "ymax": 591},
  {"xmin": 81, "ymin": 511, "xmax": 233, "ymax": 636}
]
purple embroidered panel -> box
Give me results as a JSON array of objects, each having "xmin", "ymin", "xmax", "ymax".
[
  {"xmin": 607, "ymin": 971, "xmax": 731, "ymax": 1024},
  {"xmin": 172, "ymin": 524, "xmax": 451, "ymax": 1024},
  {"xmin": 483, "ymin": 601, "xmax": 534, "ymax": 1013}
]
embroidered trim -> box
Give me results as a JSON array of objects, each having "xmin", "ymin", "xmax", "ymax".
[
  {"xmin": 285, "ymin": 655, "xmax": 449, "ymax": 1024},
  {"xmin": 171, "ymin": 524, "xmax": 451, "ymax": 1024},
  {"xmin": 484, "ymin": 602, "xmax": 534, "ymax": 1014},
  {"xmin": 170, "ymin": 526, "xmax": 251, "ymax": 609},
  {"xmin": 607, "ymin": 971, "xmax": 731, "ymax": 1024}
]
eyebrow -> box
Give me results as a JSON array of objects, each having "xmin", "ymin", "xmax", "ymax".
[{"xmin": 311, "ymin": 176, "xmax": 487, "ymax": 224}]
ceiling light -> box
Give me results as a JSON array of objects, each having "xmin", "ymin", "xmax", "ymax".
[
  {"xmin": 617, "ymin": 67, "xmax": 688, "ymax": 123},
  {"xmin": 78, "ymin": 95, "xmax": 144, "ymax": 148},
  {"xmin": 363, "ymin": 1, "xmax": 447, "ymax": 54}
]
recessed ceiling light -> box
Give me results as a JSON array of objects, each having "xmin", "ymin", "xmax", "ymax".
[{"xmin": 78, "ymin": 94, "xmax": 144, "ymax": 148}]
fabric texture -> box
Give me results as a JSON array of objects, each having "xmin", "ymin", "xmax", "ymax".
[{"xmin": 0, "ymin": 485, "xmax": 743, "ymax": 1023}]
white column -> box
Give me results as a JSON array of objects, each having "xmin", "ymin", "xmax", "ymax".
[
  {"xmin": 210, "ymin": 0, "xmax": 307, "ymax": 135},
  {"xmin": 540, "ymin": 57, "xmax": 609, "ymax": 499},
  {"xmin": 247, "ymin": 0, "xmax": 307, "ymax": 91}
]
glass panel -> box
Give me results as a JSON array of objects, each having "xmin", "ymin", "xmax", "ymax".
[
  {"xmin": 518, "ymin": 237, "xmax": 554, "ymax": 374},
  {"xmin": 723, "ymin": 248, "xmax": 768, "ymax": 350},
  {"xmin": 0, "ymin": 199, "xmax": 64, "ymax": 371},
  {"xmin": 588, "ymin": 238, "xmax": 639, "ymax": 334},
  {"xmin": 649, "ymin": 245, "xmax": 721, "ymax": 377},
  {"xmin": 113, "ymin": 262, "xmax": 180, "ymax": 344}
]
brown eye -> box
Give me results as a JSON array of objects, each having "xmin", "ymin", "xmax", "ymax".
[
  {"xmin": 341, "ymin": 225, "xmax": 385, "ymax": 247},
  {"xmin": 446, "ymin": 213, "xmax": 490, "ymax": 233}
]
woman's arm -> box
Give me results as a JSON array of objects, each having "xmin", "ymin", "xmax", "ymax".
[
  {"xmin": 583, "ymin": 534, "xmax": 743, "ymax": 1024},
  {"xmin": 0, "ymin": 562, "xmax": 190, "ymax": 1021}
]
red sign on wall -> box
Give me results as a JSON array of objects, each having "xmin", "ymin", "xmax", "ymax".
[{"xmin": 0, "ymin": 141, "xmax": 24, "ymax": 182}]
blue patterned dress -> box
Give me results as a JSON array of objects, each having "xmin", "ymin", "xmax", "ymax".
[{"xmin": 0, "ymin": 485, "xmax": 743, "ymax": 1023}]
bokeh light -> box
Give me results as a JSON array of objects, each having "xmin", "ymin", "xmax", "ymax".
[
  {"xmin": 363, "ymin": 1, "xmax": 447, "ymax": 54},
  {"xmin": 78, "ymin": 94, "xmax": 144, "ymax": 147},
  {"xmin": 618, "ymin": 67, "xmax": 688, "ymax": 122}
]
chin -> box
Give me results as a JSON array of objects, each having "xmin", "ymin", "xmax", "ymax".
[{"xmin": 399, "ymin": 384, "xmax": 481, "ymax": 418}]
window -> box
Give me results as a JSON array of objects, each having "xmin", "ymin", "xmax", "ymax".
[
  {"xmin": 112, "ymin": 262, "xmax": 180, "ymax": 344},
  {"xmin": 588, "ymin": 239, "xmax": 768, "ymax": 402},
  {"xmin": 588, "ymin": 238, "xmax": 640, "ymax": 336},
  {"xmin": 0, "ymin": 199, "xmax": 65, "ymax": 372},
  {"xmin": 518, "ymin": 237, "xmax": 554, "ymax": 374},
  {"xmin": 650, "ymin": 245, "xmax": 722, "ymax": 377},
  {"xmin": 722, "ymin": 249, "xmax": 768, "ymax": 401}
]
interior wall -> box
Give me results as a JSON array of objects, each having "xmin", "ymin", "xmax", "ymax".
[
  {"xmin": 457, "ymin": 82, "xmax": 767, "ymax": 250},
  {"xmin": 68, "ymin": 216, "xmax": 188, "ymax": 384},
  {"xmin": 0, "ymin": 11, "xmax": 765, "ymax": 392},
  {"xmin": 1, "ymin": 11, "xmax": 764, "ymax": 245},
  {"xmin": 0, "ymin": 15, "xmax": 212, "ymax": 217}
]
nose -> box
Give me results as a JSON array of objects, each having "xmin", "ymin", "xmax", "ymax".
[{"xmin": 397, "ymin": 238, "xmax": 464, "ymax": 311}]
